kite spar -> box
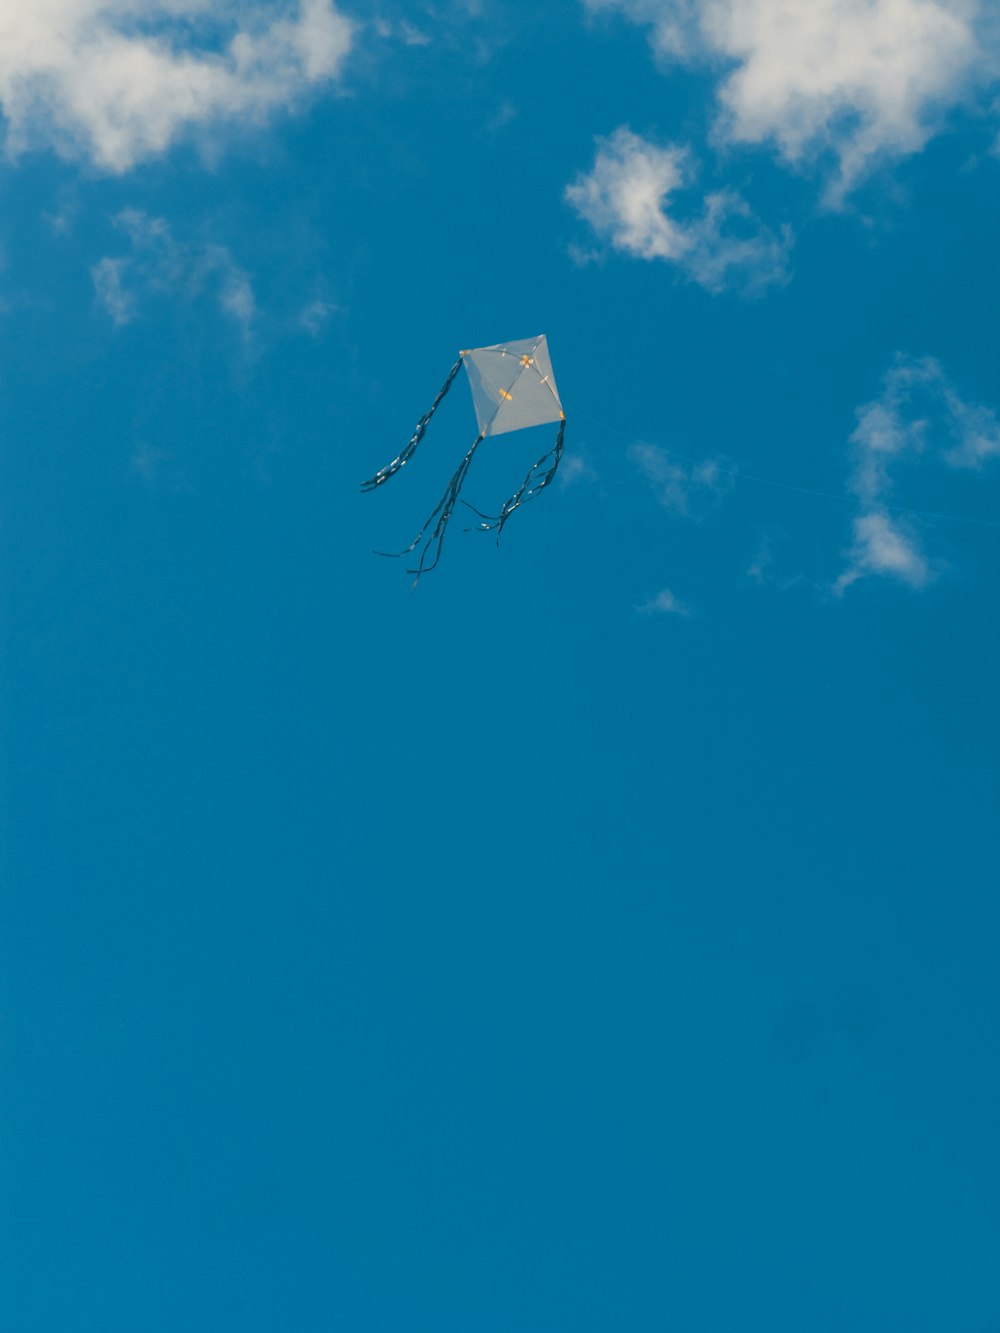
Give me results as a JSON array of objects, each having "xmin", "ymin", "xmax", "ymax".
[{"xmin": 361, "ymin": 334, "xmax": 566, "ymax": 579}]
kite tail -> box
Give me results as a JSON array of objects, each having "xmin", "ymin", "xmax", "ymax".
[
  {"xmin": 465, "ymin": 416, "xmax": 566, "ymax": 540},
  {"xmin": 360, "ymin": 357, "xmax": 464, "ymax": 492},
  {"xmin": 375, "ymin": 431, "xmax": 487, "ymax": 583}
]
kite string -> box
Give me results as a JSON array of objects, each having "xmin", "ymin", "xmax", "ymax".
[{"xmin": 572, "ymin": 406, "xmax": 1000, "ymax": 532}]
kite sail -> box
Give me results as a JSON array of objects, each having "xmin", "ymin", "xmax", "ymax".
[{"xmin": 361, "ymin": 334, "xmax": 565, "ymax": 579}]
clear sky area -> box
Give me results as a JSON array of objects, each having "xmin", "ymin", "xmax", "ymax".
[{"xmin": 2, "ymin": 3, "xmax": 999, "ymax": 1329}]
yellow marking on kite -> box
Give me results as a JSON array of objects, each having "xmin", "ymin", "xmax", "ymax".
[
  {"xmin": 520, "ymin": 355, "xmax": 533, "ymax": 367},
  {"xmin": 500, "ymin": 389, "xmax": 513, "ymax": 400}
]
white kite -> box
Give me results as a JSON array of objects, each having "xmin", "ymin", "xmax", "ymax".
[{"xmin": 361, "ymin": 335, "xmax": 566, "ymax": 579}]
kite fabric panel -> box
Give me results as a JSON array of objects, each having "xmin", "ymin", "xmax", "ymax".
[
  {"xmin": 461, "ymin": 336, "xmax": 563, "ymax": 437},
  {"xmin": 360, "ymin": 333, "xmax": 566, "ymax": 581}
]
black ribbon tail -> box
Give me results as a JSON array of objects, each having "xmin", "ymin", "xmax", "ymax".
[
  {"xmin": 472, "ymin": 416, "xmax": 566, "ymax": 541},
  {"xmin": 360, "ymin": 357, "xmax": 463, "ymax": 492},
  {"xmin": 375, "ymin": 431, "xmax": 487, "ymax": 583}
]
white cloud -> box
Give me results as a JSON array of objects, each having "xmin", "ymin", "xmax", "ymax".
[
  {"xmin": 299, "ymin": 297, "xmax": 341, "ymax": 335},
  {"xmin": 567, "ymin": 129, "xmax": 689, "ymax": 261},
  {"xmin": 835, "ymin": 511, "xmax": 930, "ymax": 593},
  {"xmin": 484, "ymin": 100, "xmax": 518, "ymax": 135},
  {"xmin": 218, "ymin": 268, "xmax": 256, "ymax": 327},
  {"xmin": 566, "ymin": 127, "xmax": 791, "ymax": 291},
  {"xmin": 585, "ymin": 0, "xmax": 999, "ymax": 194},
  {"xmin": 636, "ymin": 587, "xmax": 693, "ymax": 615},
  {"xmin": 941, "ymin": 385, "xmax": 1000, "ymax": 467},
  {"xmin": 558, "ymin": 451, "xmax": 600, "ymax": 487},
  {"xmin": 682, "ymin": 187, "xmax": 792, "ymax": 293},
  {"xmin": 848, "ymin": 359, "xmax": 935, "ymax": 507},
  {"xmin": 92, "ymin": 208, "xmax": 256, "ymax": 335},
  {"xmin": 837, "ymin": 353, "xmax": 1000, "ymax": 590},
  {"xmin": 745, "ymin": 526, "xmax": 815, "ymax": 591},
  {"xmin": 91, "ymin": 255, "xmax": 135, "ymax": 324},
  {"xmin": 746, "ymin": 534, "xmax": 772, "ymax": 585},
  {"xmin": 130, "ymin": 439, "xmax": 188, "ymax": 490},
  {"xmin": 629, "ymin": 440, "xmax": 734, "ymax": 516},
  {"xmin": 850, "ymin": 355, "xmax": 1000, "ymax": 487},
  {"xmin": 374, "ymin": 17, "xmax": 431, "ymax": 46},
  {"xmin": 0, "ymin": 0, "xmax": 353, "ymax": 172}
]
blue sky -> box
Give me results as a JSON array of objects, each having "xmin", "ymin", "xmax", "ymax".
[{"xmin": 2, "ymin": 2, "xmax": 999, "ymax": 1329}]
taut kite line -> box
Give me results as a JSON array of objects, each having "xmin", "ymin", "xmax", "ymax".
[{"xmin": 361, "ymin": 334, "xmax": 566, "ymax": 580}]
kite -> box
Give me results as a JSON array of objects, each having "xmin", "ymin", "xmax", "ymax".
[{"xmin": 361, "ymin": 334, "xmax": 566, "ymax": 579}]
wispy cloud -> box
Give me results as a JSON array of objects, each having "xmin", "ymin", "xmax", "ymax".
[
  {"xmin": 940, "ymin": 385, "xmax": 1000, "ymax": 468},
  {"xmin": 558, "ymin": 451, "xmax": 601, "ymax": 488},
  {"xmin": 746, "ymin": 527, "xmax": 807, "ymax": 591},
  {"xmin": 0, "ymin": 0, "xmax": 354, "ymax": 173},
  {"xmin": 91, "ymin": 256, "xmax": 134, "ymax": 326},
  {"xmin": 374, "ymin": 17, "xmax": 432, "ymax": 46},
  {"xmin": 484, "ymin": 100, "xmax": 519, "ymax": 136},
  {"xmin": 92, "ymin": 209, "xmax": 256, "ymax": 337},
  {"xmin": 636, "ymin": 588, "xmax": 693, "ymax": 616},
  {"xmin": 629, "ymin": 440, "xmax": 734, "ymax": 517},
  {"xmin": 566, "ymin": 127, "xmax": 791, "ymax": 292},
  {"xmin": 836, "ymin": 354, "xmax": 1000, "ymax": 592},
  {"xmin": 299, "ymin": 298, "xmax": 342, "ymax": 336},
  {"xmin": 584, "ymin": 0, "xmax": 999, "ymax": 197},
  {"xmin": 131, "ymin": 440, "xmax": 188, "ymax": 492},
  {"xmin": 835, "ymin": 512, "xmax": 930, "ymax": 594}
]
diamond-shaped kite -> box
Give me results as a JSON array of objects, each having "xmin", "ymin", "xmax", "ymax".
[{"xmin": 361, "ymin": 334, "xmax": 565, "ymax": 580}]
